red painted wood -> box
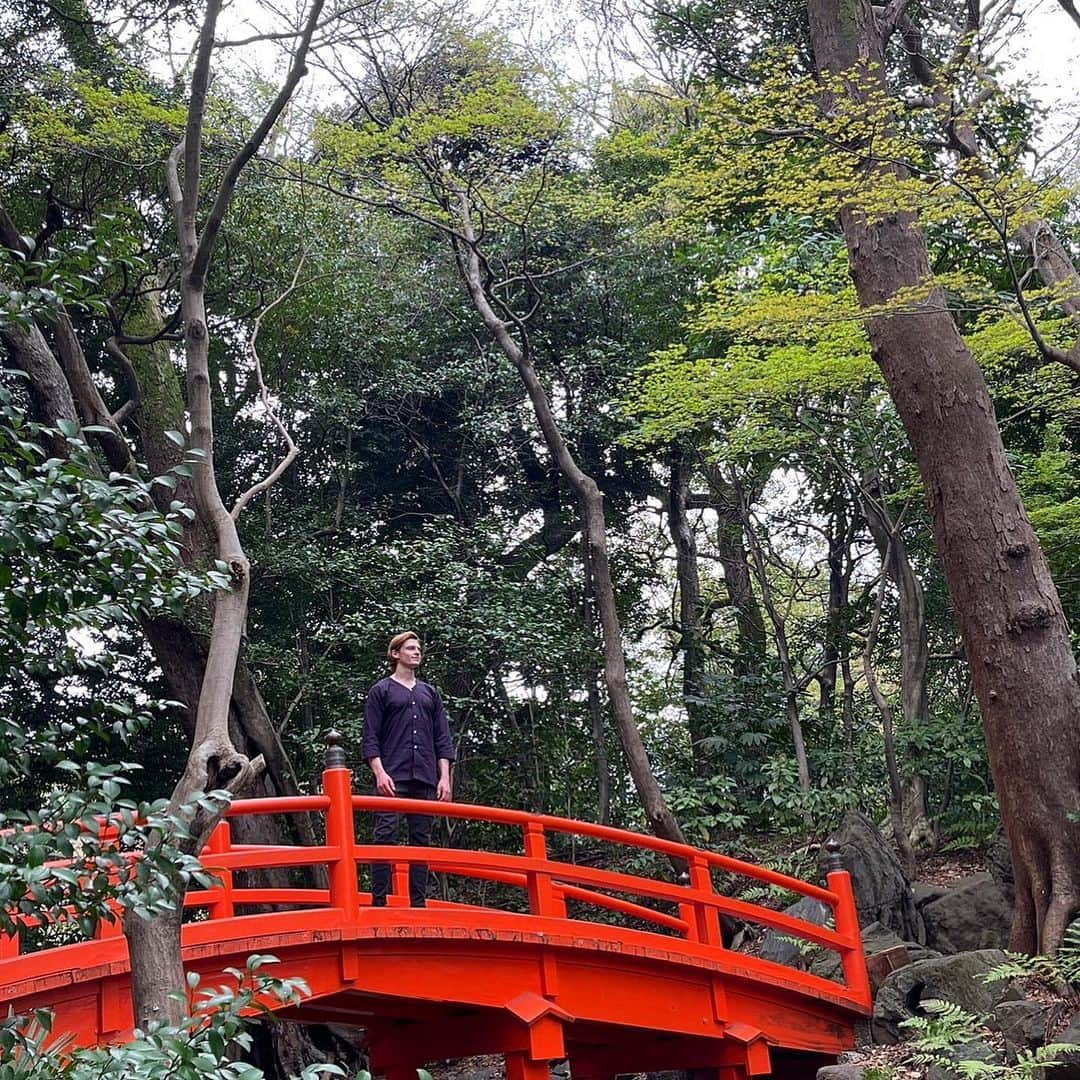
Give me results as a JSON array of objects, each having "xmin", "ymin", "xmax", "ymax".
[{"xmin": 0, "ymin": 767, "xmax": 871, "ymax": 1078}]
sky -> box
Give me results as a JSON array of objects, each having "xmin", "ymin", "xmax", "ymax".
[
  {"xmin": 204, "ymin": 0, "xmax": 1080, "ymax": 151},
  {"xmin": 998, "ymin": 0, "xmax": 1080, "ymax": 169}
]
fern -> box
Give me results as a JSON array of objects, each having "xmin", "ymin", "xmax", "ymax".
[
  {"xmin": 985, "ymin": 922, "xmax": 1080, "ymax": 987},
  {"xmin": 902, "ymin": 999, "xmax": 983, "ymax": 1059},
  {"xmin": 902, "ymin": 999, "xmax": 1078, "ymax": 1079}
]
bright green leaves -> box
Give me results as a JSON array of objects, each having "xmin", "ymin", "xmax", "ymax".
[
  {"xmin": 621, "ymin": 221, "xmax": 879, "ymax": 453},
  {"xmin": 11, "ymin": 71, "xmax": 184, "ymax": 169},
  {"xmin": 312, "ymin": 32, "xmax": 573, "ymax": 230}
]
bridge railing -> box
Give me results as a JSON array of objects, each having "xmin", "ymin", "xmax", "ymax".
[{"xmin": 1, "ymin": 739, "xmax": 871, "ymax": 1013}]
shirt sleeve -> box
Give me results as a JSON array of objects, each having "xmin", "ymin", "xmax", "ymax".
[
  {"xmin": 361, "ymin": 682, "xmax": 384, "ymax": 763},
  {"xmin": 431, "ymin": 687, "xmax": 455, "ymax": 762}
]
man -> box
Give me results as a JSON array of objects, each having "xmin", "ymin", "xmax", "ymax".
[{"xmin": 362, "ymin": 630, "xmax": 454, "ymax": 907}]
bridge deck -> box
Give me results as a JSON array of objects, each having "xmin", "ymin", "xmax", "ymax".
[{"xmin": 0, "ymin": 764, "xmax": 871, "ymax": 1080}]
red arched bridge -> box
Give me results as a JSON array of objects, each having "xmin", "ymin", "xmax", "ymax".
[{"xmin": 1, "ymin": 746, "xmax": 871, "ymax": 1080}]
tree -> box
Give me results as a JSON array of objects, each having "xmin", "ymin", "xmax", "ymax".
[
  {"xmin": 805, "ymin": 0, "xmax": 1080, "ymax": 952},
  {"xmin": 312, "ymin": 28, "xmax": 686, "ymax": 844},
  {"xmin": 0, "ymin": 0, "xmax": 330, "ymax": 1023}
]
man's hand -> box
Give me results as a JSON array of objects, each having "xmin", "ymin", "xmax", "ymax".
[
  {"xmin": 375, "ymin": 769, "xmax": 396, "ymax": 797},
  {"xmin": 436, "ymin": 775, "xmax": 452, "ymax": 802}
]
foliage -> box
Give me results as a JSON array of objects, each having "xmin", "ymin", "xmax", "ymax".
[
  {"xmin": 984, "ymin": 920, "xmax": 1080, "ymax": 987},
  {"xmin": 902, "ymin": 998, "xmax": 1076, "ymax": 1078},
  {"xmin": 0, "ymin": 379, "xmax": 229, "ymax": 941},
  {"xmin": 0, "ymin": 956, "xmax": 335, "ymax": 1080}
]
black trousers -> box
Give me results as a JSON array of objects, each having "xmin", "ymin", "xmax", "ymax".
[{"xmin": 371, "ymin": 779, "xmax": 436, "ymax": 907}]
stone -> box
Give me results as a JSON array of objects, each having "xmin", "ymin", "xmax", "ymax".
[
  {"xmin": 820, "ymin": 812, "xmax": 924, "ymax": 943},
  {"xmin": 912, "ymin": 880, "xmax": 950, "ymax": 909},
  {"xmin": 759, "ymin": 896, "xmax": 831, "ymax": 970},
  {"xmin": 921, "ymin": 874, "xmax": 1013, "ymax": 954},
  {"xmin": 871, "ymin": 950, "xmax": 1021, "ymax": 1044},
  {"xmin": 816, "ymin": 1066, "xmax": 867, "ymax": 1079},
  {"xmin": 808, "ymin": 920, "xmax": 939, "ymax": 985},
  {"xmin": 992, "ymin": 998, "xmax": 1049, "ymax": 1061},
  {"xmin": 1044, "ymin": 1011, "xmax": 1080, "ymax": 1080},
  {"xmin": 926, "ymin": 1038, "xmax": 997, "ymax": 1080}
]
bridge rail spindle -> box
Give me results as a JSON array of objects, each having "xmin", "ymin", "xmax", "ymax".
[
  {"xmin": 205, "ymin": 821, "xmax": 235, "ymax": 920},
  {"xmin": 523, "ymin": 822, "xmax": 566, "ymax": 919}
]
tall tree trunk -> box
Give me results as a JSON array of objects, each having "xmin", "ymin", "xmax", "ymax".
[
  {"xmin": 452, "ymin": 194, "xmax": 684, "ymax": 845},
  {"xmin": 669, "ymin": 450, "xmax": 710, "ymax": 774},
  {"xmin": 807, "ymin": 0, "xmax": 1080, "ymax": 952},
  {"xmin": 700, "ymin": 465, "xmax": 767, "ymax": 676},
  {"xmin": 819, "ymin": 491, "xmax": 853, "ymax": 717},
  {"xmin": 860, "ymin": 469, "xmax": 934, "ymax": 848},
  {"xmin": 581, "ymin": 532, "xmax": 612, "ymax": 825},
  {"xmin": 736, "ymin": 483, "xmax": 812, "ymax": 793}
]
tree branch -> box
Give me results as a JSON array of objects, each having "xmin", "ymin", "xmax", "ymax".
[
  {"xmin": 190, "ymin": 0, "xmax": 326, "ymax": 289},
  {"xmin": 1057, "ymin": 0, "xmax": 1080, "ymax": 31},
  {"xmin": 230, "ymin": 254, "xmax": 305, "ymax": 519}
]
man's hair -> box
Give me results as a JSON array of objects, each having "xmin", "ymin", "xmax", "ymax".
[{"xmin": 387, "ymin": 630, "xmax": 420, "ymax": 669}]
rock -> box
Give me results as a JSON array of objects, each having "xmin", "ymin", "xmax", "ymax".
[
  {"xmin": 992, "ymin": 998, "xmax": 1049, "ymax": 1061},
  {"xmin": 1044, "ymin": 1010, "xmax": 1080, "ymax": 1080},
  {"xmin": 922, "ymin": 874, "xmax": 1012, "ymax": 954},
  {"xmin": 912, "ymin": 881, "xmax": 950, "ymax": 909},
  {"xmin": 759, "ymin": 896, "xmax": 831, "ymax": 970},
  {"xmin": 821, "ymin": 812, "xmax": 924, "ymax": 944},
  {"xmin": 871, "ymin": 950, "xmax": 1021, "ymax": 1044},
  {"xmin": 925, "ymin": 1038, "xmax": 997, "ymax": 1080},
  {"xmin": 816, "ymin": 1066, "xmax": 867, "ymax": 1079},
  {"xmin": 808, "ymin": 921, "xmax": 939, "ymax": 985}
]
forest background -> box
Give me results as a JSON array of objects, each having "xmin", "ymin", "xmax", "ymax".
[{"xmin": 2, "ymin": 0, "xmax": 1080, "ymax": 1073}]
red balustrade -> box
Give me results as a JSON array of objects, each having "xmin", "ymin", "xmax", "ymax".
[{"xmin": 0, "ymin": 751, "xmax": 872, "ymax": 1079}]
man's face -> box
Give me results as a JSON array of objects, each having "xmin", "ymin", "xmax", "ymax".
[{"xmin": 394, "ymin": 638, "xmax": 423, "ymax": 669}]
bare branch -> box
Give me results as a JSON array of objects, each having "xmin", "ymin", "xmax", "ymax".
[
  {"xmin": 230, "ymin": 255, "xmax": 306, "ymax": 519},
  {"xmin": 1057, "ymin": 0, "xmax": 1080, "ymax": 32},
  {"xmin": 182, "ymin": 0, "xmax": 223, "ymax": 222},
  {"xmin": 190, "ymin": 0, "xmax": 326, "ymax": 289}
]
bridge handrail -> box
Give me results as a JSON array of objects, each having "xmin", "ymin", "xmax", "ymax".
[
  {"xmin": 1, "ymin": 762, "xmax": 871, "ymax": 1010},
  {"xmin": 346, "ymin": 794, "xmax": 838, "ymax": 904}
]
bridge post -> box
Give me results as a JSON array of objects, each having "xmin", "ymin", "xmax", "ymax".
[
  {"xmin": 205, "ymin": 821, "xmax": 235, "ymax": 920},
  {"xmin": 523, "ymin": 822, "xmax": 566, "ymax": 918},
  {"xmin": 824, "ymin": 840, "xmax": 872, "ymax": 1008},
  {"xmin": 505, "ymin": 1052, "xmax": 553, "ymax": 1080},
  {"xmin": 323, "ymin": 731, "xmax": 361, "ymax": 920}
]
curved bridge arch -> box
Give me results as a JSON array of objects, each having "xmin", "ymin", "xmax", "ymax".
[{"xmin": 1, "ymin": 764, "xmax": 871, "ymax": 1080}]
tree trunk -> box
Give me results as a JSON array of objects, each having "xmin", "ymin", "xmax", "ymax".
[
  {"xmin": 452, "ymin": 195, "xmax": 684, "ymax": 845},
  {"xmin": 737, "ymin": 481, "xmax": 812, "ymax": 793},
  {"xmin": 669, "ymin": 450, "xmax": 710, "ymax": 774},
  {"xmin": 700, "ymin": 465, "xmax": 767, "ymax": 676},
  {"xmin": 807, "ymin": 0, "xmax": 1080, "ymax": 952},
  {"xmin": 581, "ymin": 532, "xmax": 612, "ymax": 825},
  {"xmin": 864, "ymin": 554, "xmax": 918, "ymax": 878},
  {"xmin": 819, "ymin": 491, "xmax": 853, "ymax": 717},
  {"xmin": 860, "ymin": 470, "xmax": 934, "ymax": 848}
]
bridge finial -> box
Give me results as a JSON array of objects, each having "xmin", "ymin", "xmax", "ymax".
[
  {"xmin": 324, "ymin": 729, "xmax": 347, "ymax": 769},
  {"xmin": 824, "ymin": 839, "xmax": 845, "ymax": 873}
]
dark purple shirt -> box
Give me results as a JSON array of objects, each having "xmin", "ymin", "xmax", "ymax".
[{"xmin": 362, "ymin": 676, "xmax": 455, "ymax": 785}]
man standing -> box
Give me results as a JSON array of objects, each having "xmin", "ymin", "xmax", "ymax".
[{"xmin": 362, "ymin": 630, "xmax": 454, "ymax": 907}]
